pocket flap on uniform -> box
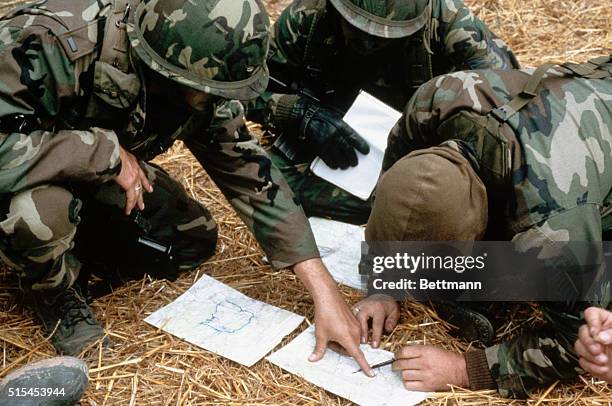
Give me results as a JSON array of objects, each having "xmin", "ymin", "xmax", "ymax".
[
  {"xmin": 93, "ymin": 61, "xmax": 141, "ymax": 109},
  {"xmin": 438, "ymin": 110, "xmax": 511, "ymax": 188},
  {"xmin": 57, "ymin": 20, "xmax": 99, "ymax": 62}
]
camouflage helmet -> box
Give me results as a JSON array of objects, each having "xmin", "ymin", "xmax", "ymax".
[
  {"xmin": 128, "ymin": 0, "xmax": 270, "ymax": 100},
  {"xmin": 329, "ymin": 0, "xmax": 432, "ymax": 39}
]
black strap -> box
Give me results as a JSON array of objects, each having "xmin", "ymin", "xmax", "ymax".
[
  {"xmin": 298, "ymin": 104, "xmax": 320, "ymax": 140},
  {"xmin": 302, "ymin": 1, "xmax": 330, "ymax": 83},
  {"xmin": 0, "ymin": 114, "xmax": 41, "ymax": 134},
  {"xmin": 404, "ymin": 33, "xmax": 433, "ymax": 93}
]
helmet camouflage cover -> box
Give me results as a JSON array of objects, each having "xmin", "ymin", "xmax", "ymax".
[
  {"xmin": 128, "ymin": 0, "xmax": 270, "ymax": 100},
  {"xmin": 329, "ymin": 0, "xmax": 431, "ymax": 39}
]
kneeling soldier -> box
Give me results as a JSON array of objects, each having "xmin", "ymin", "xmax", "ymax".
[
  {"xmin": 354, "ymin": 56, "xmax": 612, "ymax": 397},
  {"xmin": 0, "ymin": 0, "xmax": 373, "ymax": 373}
]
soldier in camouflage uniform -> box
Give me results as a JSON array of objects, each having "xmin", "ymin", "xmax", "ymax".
[
  {"xmin": 246, "ymin": 0, "xmax": 519, "ymax": 224},
  {"xmin": 351, "ymin": 57, "xmax": 612, "ymax": 396},
  {"xmin": 0, "ymin": 0, "xmax": 376, "ymax": 371}
]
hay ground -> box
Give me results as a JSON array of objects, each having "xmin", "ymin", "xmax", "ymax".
[{"xmin": 0, "ymin": 0, "xmax": 611, "ymax": 405}]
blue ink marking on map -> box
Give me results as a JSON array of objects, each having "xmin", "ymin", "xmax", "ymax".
[{"xmin": 200, "ymin": 300, "xmax": 255, "ymax": 333}]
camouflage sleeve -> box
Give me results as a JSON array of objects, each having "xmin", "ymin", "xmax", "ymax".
[
  {"xmin": 383, "ymin": 69, "xmax": 519, "ymax": 171},
  {"xmin": 485, "ymin": 206, "xmax": 609, "ymax": 398},
  {"xmin": 184, "ymin": 100, "xmax": 320, "ymax": 270},
  {"xmin": 433, "ymin": 0, "xmax": 519, "ymax": 70},
  {"xmin": 0, "ymin": 25, "xmax": 122, "ymax": 194},
  {"xmin": 244, "ymin": 0, "xmax": 317, "ymax": 128},
  {"xmin": 0, "ymin": 128, "xmax": 121, "ymax": 194}
]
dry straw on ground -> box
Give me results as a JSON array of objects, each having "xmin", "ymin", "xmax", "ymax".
[{"xmin": 0, "ymin": 0, "xmax": 611, "ymax": 405}]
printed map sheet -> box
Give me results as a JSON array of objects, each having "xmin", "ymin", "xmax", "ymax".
[
  {"xmin": 267, "ymin": 326, "xmax": 430, "ymax": 406},
  {"xmin": 145, "ymin": 275, "xmax": 304, "ymax": 366},
  {"xmin": 309, "ymin": 217, "xmax": 365, "ymax": 291}
]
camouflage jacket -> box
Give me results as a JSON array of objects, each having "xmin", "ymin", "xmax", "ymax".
[
  {"xmin": 384, "ymin": 60, "xmax": 612, "ymax": 396},
  {"xmin": 0, "ymin": 0, "xmax": 319, "ymax": 270},
  {"xmin": 247, "ymin": 0, "xmax": 519, "ymax": 127}
]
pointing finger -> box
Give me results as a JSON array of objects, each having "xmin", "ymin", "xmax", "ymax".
[{"xmin": 347, "ymin": 345, "xmax": 374, "ymax": 378}]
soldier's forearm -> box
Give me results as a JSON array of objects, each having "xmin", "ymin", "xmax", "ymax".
[
  {"xmin": 439, "ymin": 0, "xmax": 517, "ymax": 70},
  {"xmin": 293, "ymin": 258, "xmax": 343, "ymax": 304},
  {"xmin": 184, "ymin": 113, "xmax": 321, "ymax": 270},
  {"xmin": 0, "ymin": 127, "xmax": 121, "ymax": 194}
]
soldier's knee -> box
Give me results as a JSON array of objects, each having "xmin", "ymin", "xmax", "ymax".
[
  {"xmin": 180, "ymin": 211, "xmax": 218, "ymax": 259},
  {"xmin": 1, "ymin": 186, "xmax": 81, "ymax": 250},
  {"xmin": 134, "ymin": 164, "xmax": 218, "ymax": 266},
  {"xmin": 172, "ymin": 206, "xmax": 218, "ymax": 269}
]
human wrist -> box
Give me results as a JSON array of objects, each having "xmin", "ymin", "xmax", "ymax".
[
  {"xmin": 293, "ymin": 258, "xmax": 339, "ymax": 302},
  {"xmin": 455, "ymin": 352, "xmax": 470, "ymax": 388}
]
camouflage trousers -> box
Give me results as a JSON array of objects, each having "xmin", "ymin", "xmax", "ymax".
[
  {"xmin": 484, "ymin": 302, "xmax": 586, "ymax": 397},
  {"xmin": 0, "ymin": 163, "xmax": 218, "ymax": 292},
  {"xmin": 268, "ymin": 147, "xmax": 372, "ymax": 225}
]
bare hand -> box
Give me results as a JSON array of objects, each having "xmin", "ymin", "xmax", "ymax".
[
  {"xmin": 115, "ymin": 147, "xmax": 153, "ymax": 215},
  {"xmin": 584, "ymin": 306, "xmax": 612, "ymax": 345},
  {"xmin": 352, "ymin": 294, "xmax": 400, "ymax": 348},
  {"xmin": 392, "ymin": 346, "xmax": 469, "ymax": 391},
  {"xmin": 310, "ymin": 288, "xmax": 375, "ymax": 377},
  {"xmin": 574, "ymin": 307, "xmax": 612, "ymax": 382},
  {"xmin": 293, "ymin": 258, "xmax": 374, "ymax": 377}
]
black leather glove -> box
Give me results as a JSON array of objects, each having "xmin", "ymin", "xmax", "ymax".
[{"xmin": 287, "ymin": 97, "xmax": 370, "ymax": 169}]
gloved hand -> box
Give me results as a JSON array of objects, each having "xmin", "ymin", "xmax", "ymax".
[{"xmin": 290, "ymin": 97, "xmax": 370, "ymax": 169}]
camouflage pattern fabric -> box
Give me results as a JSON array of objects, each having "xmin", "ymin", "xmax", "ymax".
[
  {"xmin": 258, "ymin": 0, "xmax": 520, "ymax": 114},
  {"xmin": 246, "ymin": 0, "xmax": 519, "ymax": 223},
  {"xmin": 73, "ymin": 163, "xmax": 218, "ymax": 281},
  {"xmin": 128, "ymin": 0, "xmax": 270, "ymax": 100},
  {"xmin": 269, "ymin": 149, "xmax": 372, "ymax": 224},
  {"xmin": 382, "ymin": 60, "xmax": 612, "ymax": 397},
  {"xmin": 0, "ymin": 162, "xmax": 217, "ymax": 291},
  {"xmin": 0, "ymin": 185, "xmax": 82, "ymax": 291},
  {"xmin": 0, "ymin": 0, "xmax": 320, "ymax": 295},
  {"xmin": 180, "ymin": 99, "xmax": 320, "ymax": 269}
]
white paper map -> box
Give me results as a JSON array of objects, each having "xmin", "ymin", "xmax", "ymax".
[
  {"xmin": 145, "ymin": 275, "xmax": 304, "ymax": 367},
  {"xmin": 310, "ymin": 91, "xmax": 402, "ymax": 200},
  {"xmin": 309, "ymin": 217, "xmax": 365, "ymax": 291},
  {"xmin": 267, "ymin": 326, "xmax": 429, "ymax": 406}
]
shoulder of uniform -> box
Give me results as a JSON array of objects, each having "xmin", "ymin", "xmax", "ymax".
[
  {"xmin": 430, "ymin": 0, "xmax": 466, "ymax": 21},
  {"xmin": 0, "ymin": 0, "xmax": 110, "ymax": 62},
  {"xmin": 434, "ymin": 0, "xmax": 462, "ymax": 12}
]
